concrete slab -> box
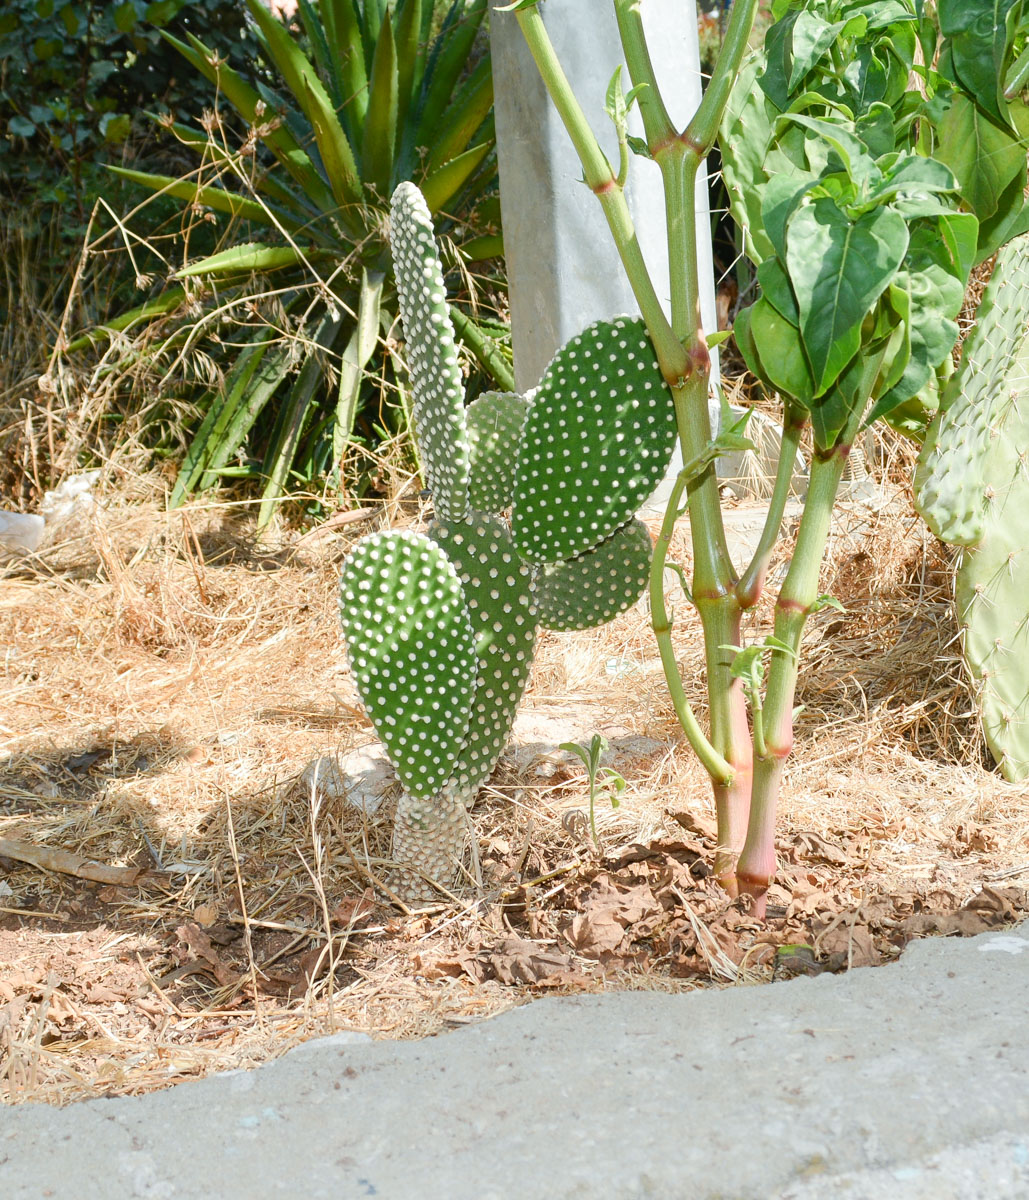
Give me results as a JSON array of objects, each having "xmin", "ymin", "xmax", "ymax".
[{"xmin": 3, "ymin": 924, "xmax": 1027, "ymax": 1198}]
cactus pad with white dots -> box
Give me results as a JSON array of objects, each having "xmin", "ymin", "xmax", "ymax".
[
  {"xmin": 430, "ymin": 513, "xmax": 539, "ymax": 798},
  {"xmin": 511, "ymin": 316, "xmax": 677, "ymax": 563},
  {"xmin": 339, "ymin": 530, "xmax": 478, "ymax": 800},
  {"xmin": 466, "ymin": 390, "xmax": 532, "ymax": 513},
  {"xmin": 534, "ymin": 518, "xmax": 653, "ymax": 631},
  {"xmin": 390, "ymin": 181, "xmax": 471, "ymax": 521}
]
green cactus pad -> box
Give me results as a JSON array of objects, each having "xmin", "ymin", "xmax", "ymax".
[
  {"xmin": 390, "ymin": 182, "xmax": 470, "ymax": 521},
  {"xmin": 339, "ymin": 531, "xmax": 478, "ymax": 800},
  {"xmin": 914, "ymin": 236, "xmax": 1029, "ymax": 546},
  {"xmin": 954, "ymin": 346, "xmax": 1029, "ymax": 783},
  {"xmin": 510, "ymin": 316, "xmax": 677, "ymax": 564},
  {"xmin": 430, "ymin": 514, "xmax": 539, "ymax": 797},
  {"xmin": 534, "ymin": 518, "xmax": 653, "ymax": 631},
  {"xmin": 466, "ymin": 390, "xmax": 532, "ymax": 513}
]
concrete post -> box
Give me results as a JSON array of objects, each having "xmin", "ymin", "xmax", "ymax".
[{"xmin": 489, "ymin": 0, "xmax": 718, "ymax": 395}]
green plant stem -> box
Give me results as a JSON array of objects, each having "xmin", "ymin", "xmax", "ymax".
[
  {"xmin": 736, "ymin": 401, "xmax": 807, "ymax": 608},
  {"xmin": 612, "ymin": 0, "xmax": 676, "ymax": 148},
  {"xmin": 649, "ymin": 462, "xmax": 734, "ymax": 785},
  {"xmin": 513, "ymin": 5, "xmax": 689, "ymax": 384},
  {"xmin": 734, "ymin": 449, "xmax": 848, "ymax": 914}
]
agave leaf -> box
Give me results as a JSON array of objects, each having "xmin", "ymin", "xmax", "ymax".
[
  {"xmin": 414, "ymin": 0, "xmax": 487, "ymax": 152},
  {"xmin": 299, "ymin": 74, "xmax": 364, "ymax": 216},
  {"xmin": 175, "ymin": 242, "xmax": 325, "ymax": 278},
  {"xmin": 296, "ymin": 0, "xmax": 335, "ymax": 94},
  {"xmin": 334, "ymin": 269, "xmax": 384, "ymax": 464},
  {"xmin": 460, "ymin": 233, "xmax": 504, "ymax": 261},
  {"xmin": 170, "ymin": 336, "xmax": 291, "ymax": 506},
  {"xmin": 421, "ymin": 141, "xmax": 492, "ymax": 214},
  {"xmin": 162, "ymin": 30, "xmax": 337, "ymax": 214},
  {"xmin": 107, "ymin": 167, "xmax": 290, "ymax": 229},
  {"xmin": 361, "ymin": 11, "xmax": 399, "ymax": 197},
  {"xmin": 156, "ymin": 118, "xmax": 321, "ymax": 222},
  {"xmin": 424, "ymin": 56, "xmax": 494, "ymax": 174},
  {"xmin": 363, "ymin": 0, "xmax": 386, "ymax": 66},
  {"xmin": 258, "ymin": 313, "xmax": 345, "ymax": 529},
  {"xmin": 321, "ymin": 0, "xmax": 369, "ymax": 138},
  {"xmin": 63, "ymin": 287, "xmax": 187, "ymax": 353},
  {"xmin": 394, "ymin": 0, "xmax": 423, "ymax": 139}
]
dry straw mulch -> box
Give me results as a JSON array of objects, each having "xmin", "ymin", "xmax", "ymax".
[{"xmin": 1, "ymin": 467, "xmax": 1027, "ymax": 1106}]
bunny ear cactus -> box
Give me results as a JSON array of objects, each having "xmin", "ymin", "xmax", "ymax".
[
  {"xmin": 337, "ymin": 181, "xmax": 672, "ymax": 898},
  {"xmin": 914, "ymin": 234, "xmax": 1029, "ymax": 782}
]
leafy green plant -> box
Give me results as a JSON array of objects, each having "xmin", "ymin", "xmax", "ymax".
[
  {"xmin": 338, "ymin": 182, "xmax": 716, "ymax": 896},
  {"xmin": 497, "ymin": 0, "xmax": 1029, "ymax": 917},
  {"xmin": 558, "ymin": 735, "xmax": 625, "ymax": 852},
  {"xmin": 88, "ymin": 0, "xmax": 511, "ymax": 526},
  {"xmin": 0, "ymin": 0, "xmax": 252, "ymax": 214}
]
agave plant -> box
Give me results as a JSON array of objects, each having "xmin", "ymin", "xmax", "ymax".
[{"xmin": 92, "ymin": 0, "xmax": 511, "ymax": 526}]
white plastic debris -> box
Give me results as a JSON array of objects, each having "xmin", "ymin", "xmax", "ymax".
[
  {"xmin": 0, "ymin": 511, "xmax": 45, "ymax": 553},
  {"xmin": 40, "ymin": 469, "xmax": 101, "ymax": 524}
]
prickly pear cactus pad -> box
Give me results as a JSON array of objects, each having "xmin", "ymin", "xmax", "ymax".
[
  {"xmin": 389, "ymin": 182, "xmax": 470, "ymax": 521},
  {"xmin": 339, "ymin": 531, "xmax": 478, "ymax": 800},
  {"xmin": 466, "ymin": 391, "xmax": 532, "ymax": 513},
  {"xmin": 429, "ymin": 514, "xmax": 538, "ymax": 796},
  {"xmin": 954, "ymin": 344, "xmax": 1029, "ymax": 783},
  {"xmin": 534, "ymin": 518, "xmax": 653, "ymax": 631},
  {"xmin": 915, "ymin": 236, "xmax": 1029, "ymax": 546},
  {"xmin": 511, "ymin": 316, "xmax": 677, "ymax": 563}
]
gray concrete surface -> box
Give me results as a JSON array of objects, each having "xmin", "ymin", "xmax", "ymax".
[{"xmin": 3, "ymin": 924, "xmax": 1027, "ymax": 1199}]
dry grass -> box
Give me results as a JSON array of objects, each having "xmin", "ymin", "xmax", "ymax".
[{"xmin": 1, "ymin": 460, "xmax": 1027, "ymax": 1107}]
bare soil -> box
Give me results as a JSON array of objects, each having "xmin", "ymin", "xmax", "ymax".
[{"xmin": 1, "ymin": 476, "xmax": 1027, "ymax": 1105}]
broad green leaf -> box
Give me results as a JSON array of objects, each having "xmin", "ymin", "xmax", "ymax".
[
  {"xmin": 786, "ymin": 196, "xmax": 908, "ymax": 394},
  {"xmin": 777, "ymin": 112, "xmax": 881, "ymax": 188},
  {"xmin": 788, "ymin": 12, "xmax": 844, "ymax": 91},
  {"xmin": 745, "ymin": 296, "xmax": 817, "ymax": 405},
  {"xmin": 719, "ymin": 52, "xmax": 778, "ymax": 263},
  {"xmin": 762, "ymin": 174, "xmax": 814, "ymax": 262},
  {"xmin": 934, "ymin": 92, "xmax": 1026, "ymax": 224},
  {"xmin": 361, "ymin": 11, "xmax": 398, "ymax": 195},
  {"xmin": 756, "ymin": 256, "xmax": 799, "ymax": 325},
  {"xmin": 939, "ymin": 0, "xmax": 1019, "ymax": 122}
]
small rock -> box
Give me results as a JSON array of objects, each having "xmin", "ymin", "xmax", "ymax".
[{"xmin": 300, "ymin": 745, "xmax": 397, "ymax": 814}]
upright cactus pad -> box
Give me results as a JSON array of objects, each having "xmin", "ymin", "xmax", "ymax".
[
  {"xmin": 466, "ymin": 391, "xmax": 532, "ymax": 513},
  {"xmin": 914, "ymin": 236, "xmax": 1029, "ymax": 545},
  {"xmin": 339, "ymin": 531, "xmax": 478, "ymax": 799},
  {"xmin": 430, "ymin": 514, "xmax": 539, "ymax": 797},
  {"xmin": 534, "ymin": 518, "xmax": 653, "ymax": 631},
  {"xmin": 954, "ymin": 342, "xmax": 1029, "ymax": 782},
  {"xmin": 915, "ymin": 233, "xmax": 1029, "ymax": 782},
  {"xmin": 390, "ymin": 181, "xmax": 470, "ymax": 520},
  {"xmin": 511, "ymin": 316, "xmax": 677, "ymax": 563}
]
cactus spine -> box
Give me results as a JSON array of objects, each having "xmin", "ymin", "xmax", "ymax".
[
  {"xmin": 338, "ymin": 183, "xmax": 676, "ymax": 897},
  {"xmin": 914, "ymin": 234, "xmax": 1029, "ymax": 781}
]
